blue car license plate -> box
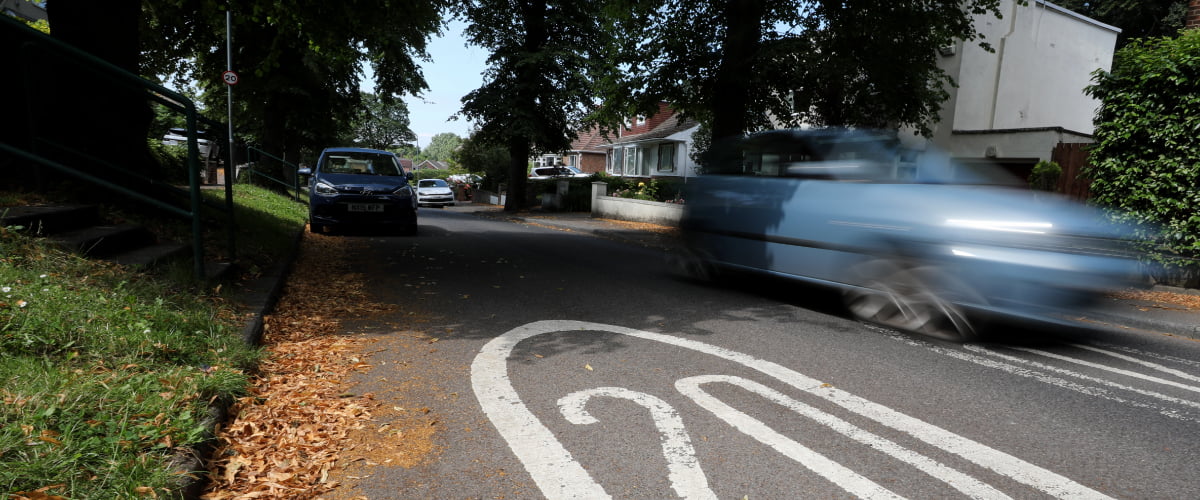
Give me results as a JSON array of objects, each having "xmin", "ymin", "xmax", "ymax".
[{"xmin": 347, "ymin": 203, "xmax": 384, "ymax": 212}]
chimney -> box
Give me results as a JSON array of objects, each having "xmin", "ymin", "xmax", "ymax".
[{"xmin": 1189, "ymin": 0, "xmax": 1200, "ymax": 30}]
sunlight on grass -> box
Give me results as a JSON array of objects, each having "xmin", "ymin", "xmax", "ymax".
[{"xmin": 1, "ymin": 184, "xmax": 306, "ymax": 498}]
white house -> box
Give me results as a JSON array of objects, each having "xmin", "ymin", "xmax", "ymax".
[
  {"xmin": 908, "ymin": 0, "xmax": 1120, "ymax": 181},
  {"xmin": 601, "ymin": 102, "xmax": 702, "ymax": 180}
]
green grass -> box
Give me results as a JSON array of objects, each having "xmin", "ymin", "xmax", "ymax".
[{"xmin": 1, "ymin": 184, "xmax": 306, "ymax": 499}]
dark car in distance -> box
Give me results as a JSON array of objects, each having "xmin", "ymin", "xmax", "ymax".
[{"xmin": 299, "ymin": 147, "xmax": 418, "ymax": 235}]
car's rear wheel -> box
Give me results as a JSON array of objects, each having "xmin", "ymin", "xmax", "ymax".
[
  {"xmin": 668, "ymin": 248, "xmax": 718, "ymax": 282},
  {"xmin": 844, "ymin": 259, "xmax": 980, "ymax": 342}
]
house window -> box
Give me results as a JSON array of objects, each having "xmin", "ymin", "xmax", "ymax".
[
  {"xmin": 635, "ymin": 115, "xmax": 647, "ymax": 126},
  {"xmin": 624, "ymin": 147, "xmax": 637, "ymax": 175},
  {"xmin": 610, "ymin": 148, "xmax": 623, "ymax": 174},
  {"xmin": 657, "ymin": 144, "xmax": 676, "ymax": 172}
]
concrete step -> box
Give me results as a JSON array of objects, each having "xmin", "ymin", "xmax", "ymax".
[
  {"xmin": 0, "ymin": 204, "xmax": 99, "ymax": 235},
  {"xmin": 47, "ymin": 223, "xmax": 158, "ymax": 258}
]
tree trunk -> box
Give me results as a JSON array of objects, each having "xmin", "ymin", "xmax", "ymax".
[
  {"xmin": 504, "ymin": 136, "xmax": 530, "ymax": 212},
  {"xmin": 45, "ymin": 0, "xmax": 155, "ymax": 184},
  {"xmin": 708, "ymin": 0, "xmax": 764, "ymax": 144}
]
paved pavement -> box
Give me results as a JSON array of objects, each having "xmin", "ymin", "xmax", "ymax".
[{"xmin": 441, "ymin": 201, "xmax": 1200, "ymax": 341}]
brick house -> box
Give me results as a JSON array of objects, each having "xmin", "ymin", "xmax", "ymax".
[{"xmin": 559, "ymin": 126, "xmax": 612, "ymax": 174}]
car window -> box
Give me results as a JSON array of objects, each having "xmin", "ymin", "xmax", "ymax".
[
  {"xmin": 418, "ymin": 179, "xmax": 448, "ymax": 188},
  {"xmin": 322, "ymin": 152, "xmax": 403, "ymax": 176}
]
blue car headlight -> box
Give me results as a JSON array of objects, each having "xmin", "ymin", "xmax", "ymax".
[
  {"xmin": 393, "ymin": 185, "xmax": 414, "ymax": 197},
  {"xmin": 314, "ymin": 181, "xmax": 338, "ymax": 196}
]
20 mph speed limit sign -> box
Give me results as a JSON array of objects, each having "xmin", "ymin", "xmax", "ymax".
[{"xmin": 222, "ymin": 70, "xmax": 239, "ymax": 86}]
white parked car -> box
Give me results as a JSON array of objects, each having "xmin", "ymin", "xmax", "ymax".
[
  {"xmin": 529, "ymin": 166, "xmax": 590, "ymax": 179},
  {"xmin": 416, "ymin": 178, "xmax": 455, "ymax": 207}
]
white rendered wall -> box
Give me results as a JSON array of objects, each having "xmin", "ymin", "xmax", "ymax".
[{"xmin": 949, "ymin": 0, "xmax": 1118, "ymax": 134}]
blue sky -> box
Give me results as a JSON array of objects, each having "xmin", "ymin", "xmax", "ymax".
[{"xmin": 372, "ymin": 21, "xmax": 490, "ymax": 150}]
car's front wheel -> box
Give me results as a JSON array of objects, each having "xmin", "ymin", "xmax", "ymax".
[{"xmin": 844, "ymin": 259, "xmax": 981, "ymax": 342}]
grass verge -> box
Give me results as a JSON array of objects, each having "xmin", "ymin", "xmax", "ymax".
[{"xmin": 1, "ymin": 184, "xmax": 306, "ymax": 499}]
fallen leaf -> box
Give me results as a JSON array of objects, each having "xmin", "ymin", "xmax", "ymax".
[{"xmin": 585, "ymin": 364, "xmax": 593, "ymax": 371}]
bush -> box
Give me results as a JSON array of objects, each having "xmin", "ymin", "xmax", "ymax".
[
  {"xmin": 1084, "ymin": 29, "xmax": 1200, "ymax": 284},
  {"xmin": 147, "ymin": 139, "xmax": 189, "ymax": 184},
  {"xmin": 1029, "ymin": 160, "xmax": 1061, "ymax": 192},
  {"xmin": 603, "ymin": 175, "xmax": 685, "ymax": 204}
]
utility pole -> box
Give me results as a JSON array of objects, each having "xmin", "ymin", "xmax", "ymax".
[{"xmin": 226, "ymin": 10, "xmax": 235, "ymax": 183}]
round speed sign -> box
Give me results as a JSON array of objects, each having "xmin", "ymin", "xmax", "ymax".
[{"xmin": 222, "ymin": 70, "xmax": 239, "ymax": 86}]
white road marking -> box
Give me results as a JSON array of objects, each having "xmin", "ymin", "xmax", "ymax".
[
  {"xmin": 1071, "ymin": 344, "xmax": 1200, "ymax": 384},
  {"xmin": 1094, "ymin": 343, "xmax": 1200, "ymax": 369},
  {"xmin": 1009, "ymin": 346, "xmax": 1200, "ymax": 393},
  {"xmin": 876, "ymin": 327, "xmax": 1200, "ymax": 423},
  {"xmin": 964, "ymin": 344, "xmax": 1200, "ymax": 409},
  {"xmin": 473, "ymin": 320, "xmax": 1112, "ymax": 499},
  {"xmin": 471, "ymin": 322, "xmax": 610, "ymax": 500},
  {"xmin": 559, "ymin": 387, "xmax": 717, "ymax": 500},
  {"xmin": 676, "ymin": 375, "xmax": 1010, "ymax": 500}
]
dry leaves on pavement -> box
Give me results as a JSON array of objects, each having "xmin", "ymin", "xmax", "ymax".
[
  {"xmin": 202, "ymin": 231, "xmax": 393, "ymax": 499},
  {"xmin": 1110, "ymin": 288, "xmax": 1200, "ymax": 310}
]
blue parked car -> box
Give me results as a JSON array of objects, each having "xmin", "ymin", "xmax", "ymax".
[
  {"xmin": 298, "ymin": 147, "xmax": 417, "ymax": 235},
  {"xmin": 676, "ymin": 129, "xmax": 1146, "ymax": 342}
]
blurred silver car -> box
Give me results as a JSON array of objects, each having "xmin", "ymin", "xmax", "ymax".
[{"xmin": 676, "ymin": 129, "xmax": 1145, "ymax": 341}]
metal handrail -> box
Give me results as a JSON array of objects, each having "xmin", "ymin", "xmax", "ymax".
[
  {"xmin": 4, "ymin": 14, "xmax": 233, "ymax": 279},
  {"xmin": 243, "ymin": 146, "xmax": 307, "ymax": 202}
]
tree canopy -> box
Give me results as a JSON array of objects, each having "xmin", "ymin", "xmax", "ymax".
[
  {"xmin": 422, "ymin": 132, "xmax": 464, "ymax": 163},
  {"xmin": 1084, "ymin": 28, "xmax": 1200, "ymax": 285},
  {"xmin": 457, "ymin": 0, "xmax": 617, "ymax": 210},
  {"xmin": 593, "ymin": 0, "xmax": 1007, "ymax": 156},
  {"xmin": 1056, "ymin": 0, "xmax": 1191, "ymax": 48},
  {"xmin": 353, "ymin": 93, "xmax": 418, "ymax": 150},
  {"xmin": 141, "ymin": 0, "xmax": 447, "ymax": 167}
]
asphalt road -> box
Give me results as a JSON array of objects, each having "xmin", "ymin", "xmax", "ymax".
[{"xmin": 329, "ymin": 207, "xmax": 1200, "ymax": 499}]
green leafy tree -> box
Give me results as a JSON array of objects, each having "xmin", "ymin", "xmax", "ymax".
[
  {"xmin": 457, "ymin": 132, "xmax": 511, "ymax": 189},
  {"xmin": 1084, "ymin": 29, "xmax": 1200, "ymax": 285},
  {"xmin": 391, "ymin": 144, "xmax": 421, "ymax": 160},
  {"xmin": 141, "ymin": 0, "xmax": 447, "ymax": 177},
  {"xmin": 457, "ymin": 0, "xmax": 616, "ymax": 211},
  {"xmin": 355, "ymin": 92, "xmax": 418, "ymax": 150},
  {"xmin": 1055, "ymin": 0, "xmax": 1190, "ymax": 48},
  {"xmin": 422, "ymin": 132, "xmax": 464, "ymax": 163},
  {"xmin": 595, "ymin": 0, "xmax": 1007, "ymax": 160}
]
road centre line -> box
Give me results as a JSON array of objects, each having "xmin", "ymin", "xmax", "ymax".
[
  {"xmin": 677, "ymin": 375, "xmax": 1009, "ymax": 499},
  {"xmin": 473, "ymin": 320, "xmax": 1111, "ymax": 499}
]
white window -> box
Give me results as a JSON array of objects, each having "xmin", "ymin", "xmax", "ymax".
[
  {"xmin": 610, "ymin": 148, "xmax": 623, "ymax": 174},
  {"xmin": 635, "ymin": 115, "xmax": 647, "ymax": 126},
  {"xmin": 638, "ymin": 148, "xmax": 651, "ymax": 176},
  {"xmin": 657, "ymin": 144, "xmax": 676, "ymax": 172}
]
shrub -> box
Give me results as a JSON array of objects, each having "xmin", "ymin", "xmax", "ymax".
[
  {"xmin": 605, "ymin": 177, "xmax": 685, "ymax": 204},
  {"xmin": 1084, "ymin": 29, "xmax": 1200, "ymax": 285},
  {"xmin": 1029, "ymin": 160, "xmax": 1061, "ymax": 192}
]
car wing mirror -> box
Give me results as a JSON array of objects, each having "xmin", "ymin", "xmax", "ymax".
[{"xmin": 298, "ymin": 167, "xmax": 312, "ymax": 176}]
